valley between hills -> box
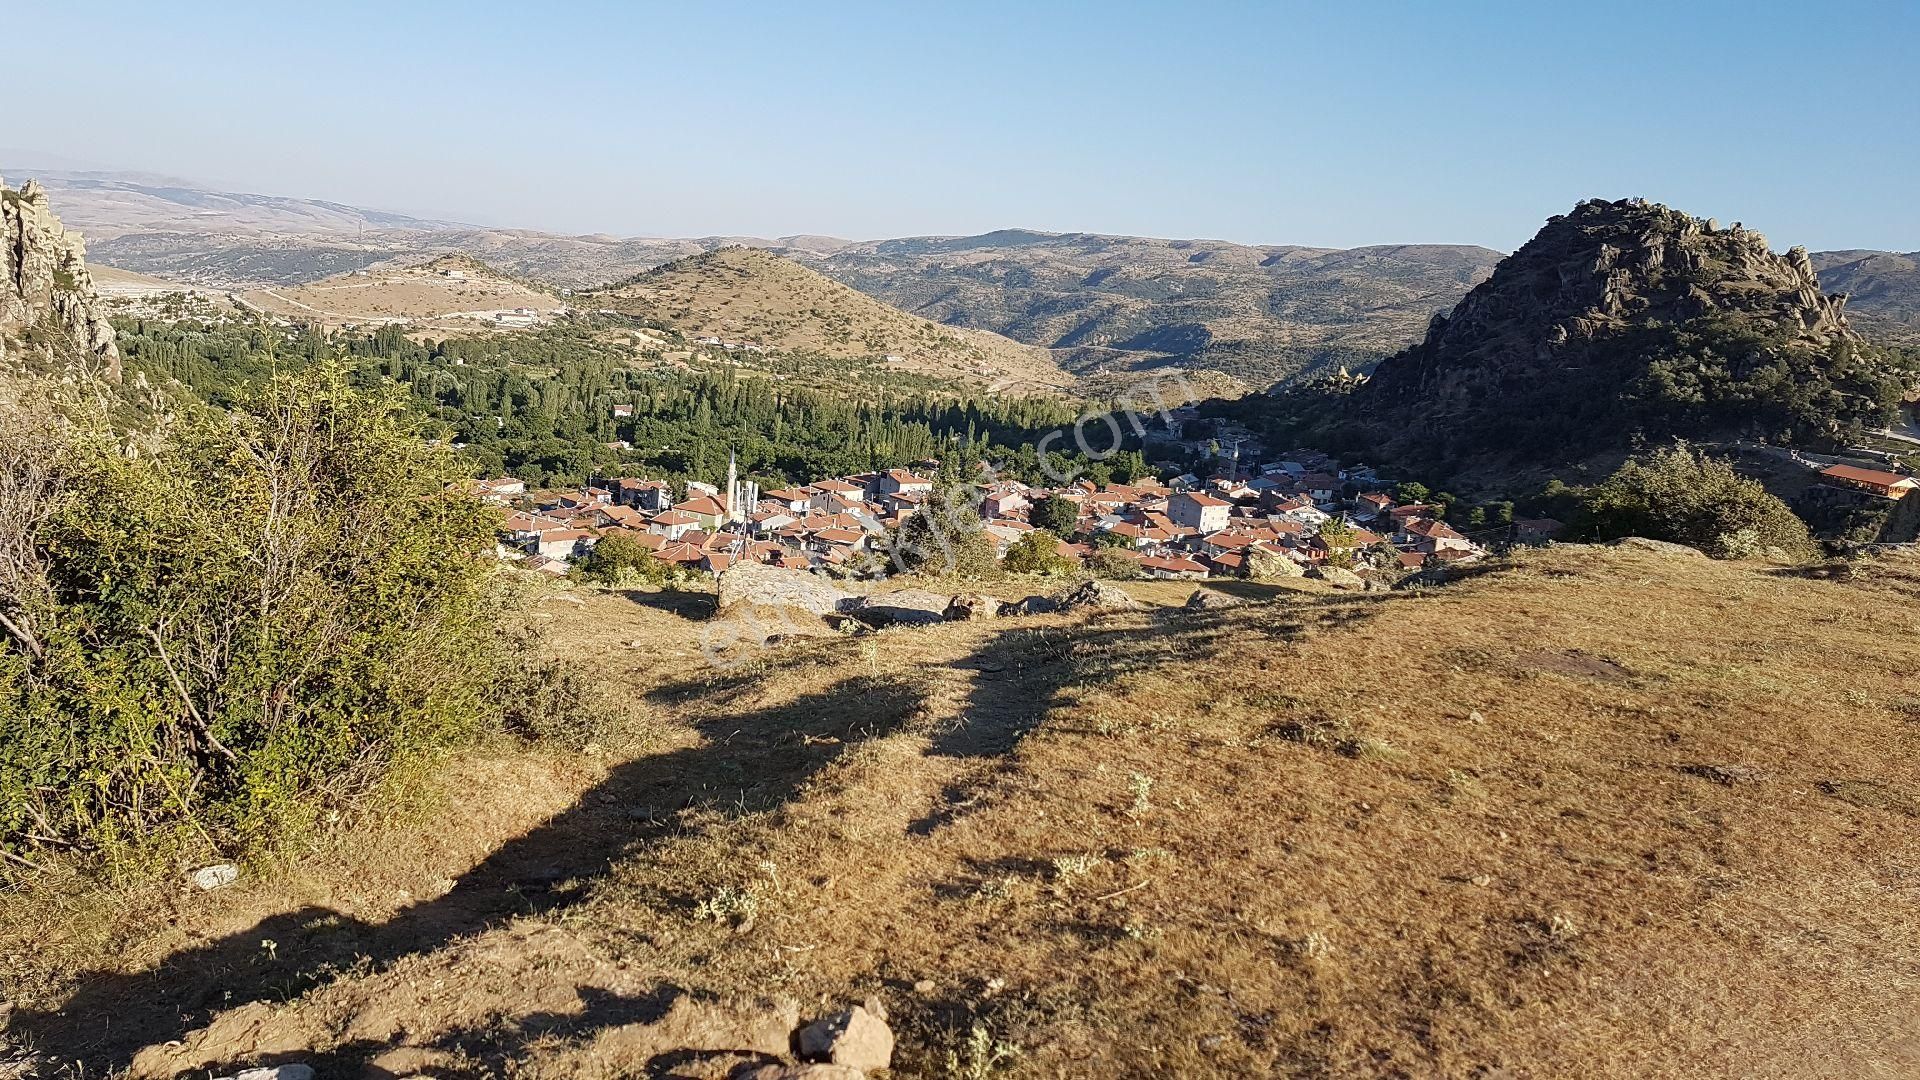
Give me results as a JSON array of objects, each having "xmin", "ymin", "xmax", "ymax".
[{"xmin": 4, "ymin": 170, "xmax": 1920, "ymax": 1080}]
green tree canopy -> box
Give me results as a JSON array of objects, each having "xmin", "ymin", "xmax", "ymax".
[
  {"xmin": 1574, "ymin": 443, "xmax": 1815, "ymax": 560},
  {"xmin": 1029, "ymin": 494, "xmax": 1080, "ymax": 535}
]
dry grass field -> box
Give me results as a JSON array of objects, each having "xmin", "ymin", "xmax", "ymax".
[{"xmin": 4, "ymin": 546, "xmax": 1918, "ymax": 1078}]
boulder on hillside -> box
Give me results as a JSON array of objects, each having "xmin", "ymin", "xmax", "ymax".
[
  {"xmin": 1611, "ymin": 536, "xmax": 1707, "ymax": 559},
  {"xmin": 717, "ymin": 562, "xmax": 858, "ymax": 618},
  {"xmin": 1184, "ymin": 589, "xmax": 1247, "ymax": 611},
  {"xmin": 1304, "ymin": 565, "xmax": 1365, "ymax": 590},
  {"xmin": 1244, "ymin": 548, "xmax": 1305, "ymax": 579},
  {"xmin": 1054, "ymin": 579, "xmax": 1143, "ymax": 611},
  {"xmin": 849, "ymin": 590, "xmax": 951, "ymax": 627},
  {"xmin": 797, "ymin": 999, "xmax": 894, "ymax": 1073},
  {"xmin": 944, "ymin": 592, "xmax": 1002, "ymax": 620}
]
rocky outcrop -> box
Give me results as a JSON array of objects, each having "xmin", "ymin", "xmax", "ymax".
[
  {"xmin": 1053, "ymin": 579, "xmax": 1143, "ymax": 611},
  {"xmin": 943, "ymin": 592, "xmax": 1002, "ymax": 620},
  {"xmin": 847, "ymin": 590, "xmax": 952, "ymax": 628},
  {"xmin": 1346, "ymin": 197, "xmax": 1909, "ymax": 466},
  {"xmin": 1304, "ymin": 564, "xmax": 1366, "ymax": 590},
  {"xmin": 795, "ymin": 999, "xmax": 894, "ymax": 1073},
  {"xmin": 2, "ymin": 177, "xmax": 120, "ymax": 380},
  {"xmin": 1609, "ymin": 536, "xmax": 1707, "ymax": 558},
  {"xmin": 716, "ymin": 562, "xmax": 858, "ymax": 619},
  {"xmin": 1184, "ymin": 589, "xmax": 1247, "ymax": 610}
]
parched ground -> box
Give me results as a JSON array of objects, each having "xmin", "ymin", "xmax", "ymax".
[{"xmin": 5, "ymin": 548, "xmax": 1920, "ymax": 1078}]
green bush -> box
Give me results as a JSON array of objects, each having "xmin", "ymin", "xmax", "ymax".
[
  {"xmin": 1088, "ymin": 548, "xmax": 1143, "ymax": 580},
  {"xmin": 579, "ymin": 530, "xmax": 671, "ymax": 586},
  {"xmin": 1574, "ymin": 443, "xmax": 1816, "ymax": 559},
  {"xmin": 1001, "ymin": 529, "xmax": 1078, "ymax": 575},
  {"xmin": 0, "ymin": 365, "xmax": 526, "ymax": 868},
  {"xmin": 1029, "ymin": 495, "xmax": 1080, "ymax": 536},
  {"xmin": 888, "ymin": 484, "xmax": 1002, "ymax": 580}
]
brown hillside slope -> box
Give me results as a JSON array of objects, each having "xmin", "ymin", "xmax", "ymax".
[
  {"xmin": 594, "ymin": 246, "xmax": 1074, "ymax": 393},
  {"xmin": 5, "ymin": 548, "xmax": 1919, "ymax": 1078},
  {"xmin": 238, "ymin": 254, "xmax": 564, "ymax": 333}
]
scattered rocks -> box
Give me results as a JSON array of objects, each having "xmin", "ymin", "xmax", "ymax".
[
  {"xmin": 1184, "ymin": 589, "xmax": 1246, "ymax": 610},
  {"xmin": 1053, "ymin": 579, "xmax": 1143, "ymax": 611},
  {"xmin": 1679, "ymin": 763, "xmax": 1766, "ymax": 786},
  {"xmin": 189, "ymin": 863, "xmax": 240, "ymax": 891},
  {"xmin": 1611, "ymin": 536, "xmax": 1707, "ymax": 558},
  {"xmin": 797, "ymin": 999, "xmax": 894, "ymax": 1073},
  {"xmin": 1304, "ymin": 565, "xmax": 1365, "ymax": 590}
]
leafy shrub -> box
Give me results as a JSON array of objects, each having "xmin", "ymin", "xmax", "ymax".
[
  {"xmin": 0, "ymin": 366, "xmax": 534, "ymax": 868},
  {"xmin": 1089, "ymin": 549, "xmax": 1143, "ymax": 580},
  {"xmin": 1574, "ymin": 443, "xmax": 1816, "ymax": 559},
  {"xmin": 1028, "ymin": 495, "xmax": 1080, "ymax": 536},
  {"xmin": 887, "ymin": 483, "xmax": 1002, "ymax": 580},
  {"xmin": 1001, "ymin": 529, "xmax": 1077, "ymax": 575},
  {"xmin": 578, "ymin": 530, "xmax": 671, "ymax": 586}
]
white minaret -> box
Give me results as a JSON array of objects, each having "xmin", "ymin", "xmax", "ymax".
[{"xmin": 725, "ymin": 450, "xmax": 739, "ymax": 523}]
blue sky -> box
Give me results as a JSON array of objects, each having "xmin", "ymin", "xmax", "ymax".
[{"xmin": 9, "ymin": 1, "xmax": 1917, "ymax": 250}]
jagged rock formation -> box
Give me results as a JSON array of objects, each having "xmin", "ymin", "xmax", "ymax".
[
  {"xmin": 1, "ymin": 176, "xmax": 120, "ymax": 380},
  {"xmin": 1333, "ymin": 198, "xmax": 1911, "ymax": 468}
]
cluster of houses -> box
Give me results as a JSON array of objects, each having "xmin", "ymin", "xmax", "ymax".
[
  {"xmin": 479, "ymin": 447, "xmax": 1521, "ymax": 583},
  {"xmin": 482, "ymin": 456, "xmax": 939, "ymax": 576}
]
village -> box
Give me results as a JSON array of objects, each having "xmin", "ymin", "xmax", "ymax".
[
  {"xmin": 484, "ymin": 441, "xmax": 1528, "ymax": 587},
  {"xmin": 477, "ymin": 423, "xmax": 1920, "ymax": 587}
]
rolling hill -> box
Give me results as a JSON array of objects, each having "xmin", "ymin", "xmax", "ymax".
[
  {"xmin": 0, "ymin": 169, "xmax": 469, "ymax": 239},
  {"xmin": 1811, "ymin": 249, "xmax": 1920, "ymax": 345},
  {"xmin": 809, "ymin": 231, "xmax": 1506, "ymax": 388},
  {"xmin": 23, "ymin": 169, "xmax": 1920, "ymax": 389},
  {"xmin": 589, "ymin": 246, "xmax": 1076, "ymax": 392},
  {"xmin": 236, "ymin": 254, "xmax": 566, "ymax": 332}
]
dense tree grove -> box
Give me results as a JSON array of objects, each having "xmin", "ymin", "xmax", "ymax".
[{"xmin": 116, "ymin": 317, "xmax": 1146, "ymax": 489}]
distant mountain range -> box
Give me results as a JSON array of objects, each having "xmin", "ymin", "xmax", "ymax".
[
  {"xmin": 0, "ymin": 169, "xmax": 469, "ymax": 238},
  {"xmin": 14, "ymin": 166, "xmax": 1920, "ymax": 387}
]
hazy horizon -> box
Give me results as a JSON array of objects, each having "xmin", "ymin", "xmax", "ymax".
[{"xmin": 14, "ymin": 1, "xmax": 1920, "ymax": 252}]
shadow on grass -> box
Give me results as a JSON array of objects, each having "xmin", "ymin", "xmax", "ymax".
[
  {"xmin": 615, "ymin": 587, "xmax": 718, "ymax": 620},
  {"xmin": 19, "ymin": 587, "xmax": 1396, "ymax": 1076},
  {"xmin": 12, "ymin": 674, "xmax": 929, "ymax": 1075}
]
